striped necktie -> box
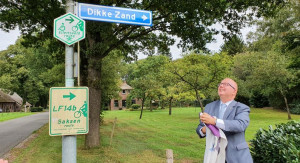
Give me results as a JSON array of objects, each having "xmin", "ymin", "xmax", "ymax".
[{"xmin": 219, "ymin": 103, "xmax": 227, "ymax": 119}]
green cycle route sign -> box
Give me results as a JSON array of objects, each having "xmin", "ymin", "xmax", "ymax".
[
  {"xmin": 49, "ymin": 87, "xmax": 89, "ymax": 136},
  {"xmin": 53, "ymin": 13, "xmax": 86, "ymax": 45}
]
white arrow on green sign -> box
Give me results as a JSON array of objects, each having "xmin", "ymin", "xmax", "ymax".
[{"xmin": 53, "ymin": 13, "xmax": 86, "ymax": 45}]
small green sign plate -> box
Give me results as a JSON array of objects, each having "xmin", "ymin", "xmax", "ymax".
[
  {"xmin": 49, "ymin": 87, "xmax": 89, "ymax": 136},
  {"xmin": 53, "ymin": 13, "xmax": 85, "ymax": 45}
]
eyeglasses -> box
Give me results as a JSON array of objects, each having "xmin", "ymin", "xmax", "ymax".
[{"xmin": 218, "ymin": 82, "xmax": 235, "ymax": 90}]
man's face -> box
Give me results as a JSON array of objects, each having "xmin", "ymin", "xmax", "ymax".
[{"xmin": 218, "ymin": 79, "xmax": 236, "ymax": 98}]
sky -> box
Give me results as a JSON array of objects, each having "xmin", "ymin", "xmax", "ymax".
[{"xmin": 0, "ymin": 25, "xmax": 255, "ymax": 60}]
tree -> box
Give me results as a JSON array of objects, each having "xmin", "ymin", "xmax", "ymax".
[
  {"xmin": 220, "ymin": 34, "xmax": 245, "ymax": 56},
  {"xmin": 239, "ymin": 0, "xmax": 300, "ymax": 111},
  {"xmin": 249, "ymin": 52, "xmax": 296, "ymax": 119},
  {"xmin": 127, "ymin": 55, "xmax": 169, "ymax": 119},
  {"xmin": 0, "ymin": 38, "xmax": 63, "ymax": 106},
  {"xmin": 167, "ymin": 53, "xmax": 232, "ymax": 112},
  {"xmin": 0, "ymin": 0, "xmax": 286, "ymax": 148}
]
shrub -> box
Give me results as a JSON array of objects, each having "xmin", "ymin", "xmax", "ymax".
[
  {"xmin": 249, "ymin": 92, "xmax": 269, "ymax": 108},
  {"xmin": 131, "ymin": 104, "xmax": 140, "ymax": 110},
  {"xmin": 30, "ymin": 107, "xmax": 44, "ymax": 112},
  {"xmin": 290, "ymin": 101, "xmax": 300, "ymax": 115},
  {"xmin": 250, "ymin": 121, "xmax": 300, "ymax": 163}
]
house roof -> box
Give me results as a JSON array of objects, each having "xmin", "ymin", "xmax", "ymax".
[
  {"xmin": 120, "ymin": 82, "xmax": 133, "ymax": 90},
  {"xmin": 25, "ymin": 101, "xmax": 32, "ymax": 106},
  {"xmin": 9, "ymin": 92, "xmax": 23, "ymax": 106},
  {"xmin": 0, "ymin": 90, "xmax": 15, "ymax": 103}
]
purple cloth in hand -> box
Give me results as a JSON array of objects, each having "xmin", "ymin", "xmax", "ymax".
[
  {"xmin": 199, "ymin": 112, "xmax": 220, "ymax": 137},
  {"xmin": 206, "ymin": 124, "xmax": 220, "ymax": 138}
]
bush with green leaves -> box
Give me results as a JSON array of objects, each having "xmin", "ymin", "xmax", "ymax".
[
  {"xmin": 30, "ymin": 107, "xmax": 43, "ymax": 112},
  {"xmin": 131, "ymin": 104, "xmax": 140, "ymax": 110},
  {"xmin": 290, "ymin": 101, "xmax": 300, "ymax": 115},
  {"xmin": 250, "ymin": 121, "xmax": 300, "ymax": 163}
]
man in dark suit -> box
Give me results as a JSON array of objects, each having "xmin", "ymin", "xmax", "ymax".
[{"xmin": 196, "ymin": 78, "xmax": 253, "ymax": 163}]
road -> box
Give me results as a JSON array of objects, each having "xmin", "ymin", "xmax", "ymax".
[{"xmin": 0, "ymin": 112, "xmax": 49, "ymax": 157}]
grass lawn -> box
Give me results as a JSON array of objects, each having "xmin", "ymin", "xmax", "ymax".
[
  {"xmin": 6, "ymin": 107, "xmax": 300, "ymax": 163},
  {"xmin": 0, "ymin": 112, "xmax": 35, "ymax": 122}
]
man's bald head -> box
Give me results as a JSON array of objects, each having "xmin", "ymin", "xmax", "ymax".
[{"xmin": 218, "ymin": 78, "xmax": 238, "ymax": 103}]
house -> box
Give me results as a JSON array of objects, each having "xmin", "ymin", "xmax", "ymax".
[
  {"xmin": 110, "ymin": 82, "xmax": 142, "ymax": 110},
  {"xmin": 24, "ymin": 101, "xmax": 32, "ymax": 112},
  {"xmin": 9, "ymin": 92, "xmax": 23, "ymax": 111},
  {"xmin": 0, "ymin": 90, "xmax": 22, "ymax": 112}
]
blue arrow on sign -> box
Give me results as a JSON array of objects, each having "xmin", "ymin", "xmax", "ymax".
[{"xmin": 77, "ymin": 3, "xmax": 152, "ymax": 26}]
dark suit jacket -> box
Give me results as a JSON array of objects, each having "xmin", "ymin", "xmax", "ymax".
[{"xmin": 196, "ymin": 100, "xmax": 253, "ymax": 163}]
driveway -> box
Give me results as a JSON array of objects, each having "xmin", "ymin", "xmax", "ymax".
[{"xmin": 0, "ymin": 112, "xmax": 49, "ymax": 157}]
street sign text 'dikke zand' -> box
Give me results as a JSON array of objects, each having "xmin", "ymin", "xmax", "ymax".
[{"xmin": 77, "ymin": 3, "xmax": 152, "ymax": 26}]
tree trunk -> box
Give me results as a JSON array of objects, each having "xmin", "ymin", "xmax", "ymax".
[
  {"xmin": 279, "ymin": 89, "xmax": 292, "ymax": 120},
  {"xmin": 139, "ymin": 96, "xmax": 145, "ymax": 119},
  {"xmin": 150, "ymin": 98, "xmax": 153, "ymax": 112},
  {"xmin": 195, "ymin": 89, "xmax": 204, "ymax": 112},
  {"xmin": 85, "ymin": 57, "xmax": 102, "ymax": 148},
  {"xmin": 283, "ymin": 95, "xmax": 292, "ymax": 120},
  {"xmin": 169, "ymin": 97, "xmax": 173, "ymax": 115}
]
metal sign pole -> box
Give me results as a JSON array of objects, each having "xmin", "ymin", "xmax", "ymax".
[{"xmin": 63, "ymin": 0, "xmax": 76, "ymax": 162}]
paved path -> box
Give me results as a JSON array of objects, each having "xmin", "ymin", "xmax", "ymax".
[{"xmin": 0, "ymin": 112, "xmax": 49, "ymax": 157}]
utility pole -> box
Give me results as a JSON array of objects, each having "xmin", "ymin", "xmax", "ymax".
[{"xmin": 63, "ymin": 0, "xmax": 76, "ymax": 162}]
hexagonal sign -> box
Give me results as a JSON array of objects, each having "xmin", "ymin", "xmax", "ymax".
[{"xmin": 54, "ymin": 13, "xmax": 85, "ymax": 45}]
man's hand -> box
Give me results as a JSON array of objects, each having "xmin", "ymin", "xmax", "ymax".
[
  {"xmin": 201, "ymin": 126, "xmax": 206, "ymax": 134},
  {"xmin": 200, "ymin": 113, "xmax": 216, "ymax": 125},
  {"xmin": 0, "ymin": 159, "xmax": 8, "ymax": 163}
]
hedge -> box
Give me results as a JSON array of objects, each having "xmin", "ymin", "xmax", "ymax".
[
  {"xmin": 250, "ymin": 121, "xmax": 300, "ymax": 163},
  {"xmin": 30, "ymin": 107, "xmax": 44, "ymax": 112}
]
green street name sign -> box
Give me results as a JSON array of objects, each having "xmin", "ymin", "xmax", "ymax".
[
  {"xmin": 53, "ymin": 13, "xmax": 86, "ymax": 45},
  {"xmin": 49, "ymin": 87, "xmax": 89, "ymax": 136}
]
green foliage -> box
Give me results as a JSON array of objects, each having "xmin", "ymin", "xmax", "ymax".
[
  {"xmin": 30, "ymin": 107, "xmax": 44, "ymax": 112},
  {"xmin": 250, "ymin": 121, "xmax": 300, "ymax": 163},
  {"xmin": 249, "ymin": 91, "xmax": 269, "ymax": 108},
  {"xmin": 131, "ymin": 104, "xmax": 140, "ymax": 110},
  {"xmin": 0, "ymin": 38, "xmax": 64, "ymax": 107},
  {"xmin": 290, "ymin": 100, "xmax": 300, "ymax": 115},
  {"xmin": 100, "ymin": 51, "xmax": 124, "ymax": 107},
  {"xmin": 127, "ymin": 55, "xmax": 170, "ymax": 104},
  {"xmin": 220, "ymin": 34, "xmax": 245, "ymax": 56},
  {"xmin": 242, "ymin": 0, "xmax": 300, "ymax": 112},
  {"xmin": 167, "ymin": 52, "xmax": 232, "ymax": 111}
]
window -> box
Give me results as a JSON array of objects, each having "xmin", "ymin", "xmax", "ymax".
[
  {"xmin": 114, "ymin": 100, "xmax": 118, "ymax": 107},
  {"xmin": 131, "ymin": 99, "xmax": 136, "ymax": 104},
  {"xmin": 122, "ymin": 100, "xmax": 126, "ymax": 107},
  {"xmin": 122, "ymin": 90, "xmax": 126, "ymax": 94}
]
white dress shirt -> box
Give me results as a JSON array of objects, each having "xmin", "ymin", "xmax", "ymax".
[{"xmin": 199, "ymin": 100, "xmax": 233, "ymax": 137}]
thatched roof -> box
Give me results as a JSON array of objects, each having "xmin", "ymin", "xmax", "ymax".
[
  {"xmin": 0, "ymin": 90, "xmax": 15, "ymax": 103},
  {"xmin": 9, "ymin": 92, "xmax": 23, "ymax": 106},
  {"xmin": 25, "ymin": 101, "xmax": 32, "ymax": 107}
]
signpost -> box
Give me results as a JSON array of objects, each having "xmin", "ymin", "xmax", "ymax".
[
  {"xmin": 76, "ymin": 3, "xmax": 152, "ymax": 26},
  {"xmin": 49, "ymin": 87, "xmax": 89, "ymax": 136},
  {"xmin": 53, "ymin": 1, "xmax": 152, "ymax": 162},
  {"xmin": 54, "ymin": 13, "xmax": 86, "ymax": 45}
]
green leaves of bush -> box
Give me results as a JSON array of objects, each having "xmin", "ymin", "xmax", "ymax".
[
  {"xmin": 131, "ymin": 104, "xmax": 140, "ymax": 110},
  {"xmin": 250, "ymin": 121, "xmax": 300, "ymax": 163},
  {"xmin": 30, "ymin": 107, "xmax": 43, "ymax": 112}
]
